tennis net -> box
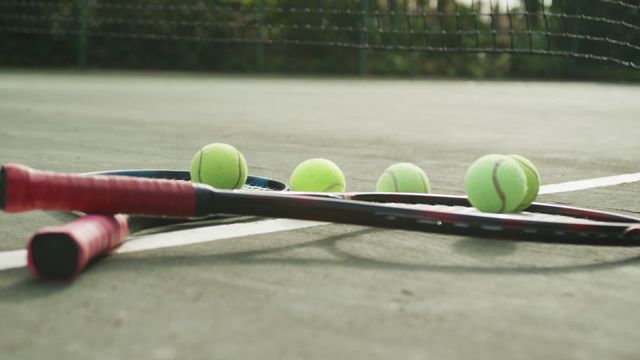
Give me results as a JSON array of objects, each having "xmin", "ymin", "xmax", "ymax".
[{"xmin": 1, "ymin": 0, "xmax": 638, "ymax": 74}]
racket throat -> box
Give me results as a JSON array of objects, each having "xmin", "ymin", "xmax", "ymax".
[{"xmin": 194, "ymin": 185, "xmax": 223, "ymax": 216}]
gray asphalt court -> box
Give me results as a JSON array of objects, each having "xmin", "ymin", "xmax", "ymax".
[{"xmin": 0, "ymin": 71, "xmax": 639, "ymax": 359}]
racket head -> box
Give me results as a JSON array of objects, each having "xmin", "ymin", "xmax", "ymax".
[
  {"xmin": 27, "ymin": 169, "xmax": 287, "ymax": 282},
  {"xmin": 209, "ymin": 189, "xmax": 640, "ymax": 246}
]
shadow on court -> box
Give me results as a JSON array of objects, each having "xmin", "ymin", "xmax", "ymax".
[
  {"xmin": 2, "ymin": 225, "xmax": 640, "ymax": 304},
  {"xmin": 17, "ymin": 228, "xmax": 635, "ymax": 280},
  {"xmin": 0, "ymin": 275, "xmax": 71, "ymax": 302}
]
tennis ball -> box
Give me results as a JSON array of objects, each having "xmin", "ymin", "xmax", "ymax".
[
  {"xmin": 509, "ymin": 154, "xmax": 541, "ymax": 211},
  {"xmin": 464, "ymin": 154, "xmax": 527, "ymax": 213},
  {"xmin": 289, "ymin": 158, "xmax": 346, "ymax": 192},
  {"xmin": 190, "ymin": 143, "xmax": 248, "ymax": 189},
  {"xmin": 376, "ymin": 163, "xmax": 431, "ymax": 193}
]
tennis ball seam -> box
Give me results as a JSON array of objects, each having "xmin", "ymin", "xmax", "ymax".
[
  {"xmin": 195, "ymin": 149, "xmax": 204, "ymax": 183},
  {"xmin": 384, "ymin": 170, "xmax": 400, "ymax": 192},
  {"xmin": 232, "ymin": 150, "xmax": 243, "ymax": 189},
  {"xmin": 190, "ymin": 143, "xmax": 248, "ymax": 189},
  {"xmin": 384, "ymin": 169, "xmax": 429, "ymax": 192},
  {"xmin": 238, "ymin": 153, "xmax": 247, "ymax": 188},
  {"xmin": 418, "ymin": 171, "xmax": 429, "ymax": 193},
  {"xmin": 515, "ymin": 159, "xmax": 538, "ymax": 180},
  {"xmin": 376, "ymin": 163, "xmax": 430, "ymax": 193},
  {"xmin": 492, "ymin": 159, "xmax": 508, "ymax": 213},
  {"xmin": 323, "ymin": 183, "xmax": 344, "ymax": 192},
  {"xmin": 509, "ymin": 155, "xmax": 540, "ymax": 211},
  {"xmin": 289, "ymin": 158, "xmax": 346, "ymax": 192}
]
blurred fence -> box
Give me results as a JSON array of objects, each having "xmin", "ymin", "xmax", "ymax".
[{"xmin": 1, "ymin": 0, "xmax": 638, "ymax": 78}]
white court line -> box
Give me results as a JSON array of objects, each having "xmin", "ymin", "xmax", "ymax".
[
  {"xmin": 0, "ymin": 172, "xmax": 639, "ymax": 272},
  {"xmin": 115, "ymin": 219, "xmax": 326, "ymax": 254},
  {"xmin": 540, "ymin": 172, "xmax": 640, "ymax": 195},
  {"xmin": 0, "ymin": 250, "xmax": 28, "ymax": 271},
  {"xmin": 0, "ymin": 219, "xmax": 324, "ymax": 272}
]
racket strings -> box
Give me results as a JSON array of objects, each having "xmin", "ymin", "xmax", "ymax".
[{"xmin": 241, "ymin": 184, "xmax": 280, "ymax": 192}]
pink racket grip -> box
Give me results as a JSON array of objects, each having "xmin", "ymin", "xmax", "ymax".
[
  {"xmin": 27, "ymin": 214, "xmax": 129, "ymax": 282},
  {"xmin": 1, "ymin": 163, "xmax": 197, "ymax": 217}
]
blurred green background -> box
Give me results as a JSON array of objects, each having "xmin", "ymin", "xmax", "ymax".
[{"xmin": 1, "ymin": 0, "xmax": 638, "ymax": 80}]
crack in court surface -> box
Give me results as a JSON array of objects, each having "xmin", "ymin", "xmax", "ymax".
[{"xmin": 0, "ymin": 171, "xmax": 639, "ymax": 272}]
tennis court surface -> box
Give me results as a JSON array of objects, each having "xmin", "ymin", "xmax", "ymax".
[{"xmin": 0, "ymin": 71, "xmax": 638, "ymax": 359}]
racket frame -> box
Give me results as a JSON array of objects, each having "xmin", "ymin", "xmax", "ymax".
[{"xmin": 1, "ymin": 164, "xmax": 638, "ymax": 260}]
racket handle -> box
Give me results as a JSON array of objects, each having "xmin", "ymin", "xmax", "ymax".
[
  {"xmin": 1, "ymin": 163, "xmax": 197, "ymax": 217},
  {"xmin": 27, "ymin": 214, "xmax": 129, "ymax": 281}
]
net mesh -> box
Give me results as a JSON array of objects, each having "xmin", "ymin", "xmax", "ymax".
[{"xmin": 1, "ymin": 0, "xmax": 638, "ymax": 71}]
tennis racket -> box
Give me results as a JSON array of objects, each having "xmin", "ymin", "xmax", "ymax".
[
  {"xmin": 2, "ymin": 163, "xmax": 639, "ymax": 250},
  {"xmin": 26, "ymin": 169, "xmax": 287, "ymax": 281}
]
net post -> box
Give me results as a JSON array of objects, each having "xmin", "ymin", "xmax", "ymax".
[
  {"xmin": 358, "ymin": 0, "xmax": 369, "ymax": 76},
  {"xmin": 256, "ymin": 0, "xmax": 266, "ymax": 71},
  {"xmin": 77, "ymin": 0, "xmax": 89, "ymax": 68}
]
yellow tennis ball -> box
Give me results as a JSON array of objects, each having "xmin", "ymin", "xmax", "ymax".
[
  {"xmin": 509, "ymin": 154, "xmax": 541, "ymax": 211},
  {"xmin": 289, "ymin": 158, "xmax": 346, "ymax": 192},
  {"xmin": 464, "ymin": 154, "xmax": 527, "ymax": 213},
  {"xmin": 190, "ymin": 143, "xmax": 248, "ymax": 189},
  {"xmin": 376, "ymin": 163, "xmax": 431, "ymax": 193}
]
